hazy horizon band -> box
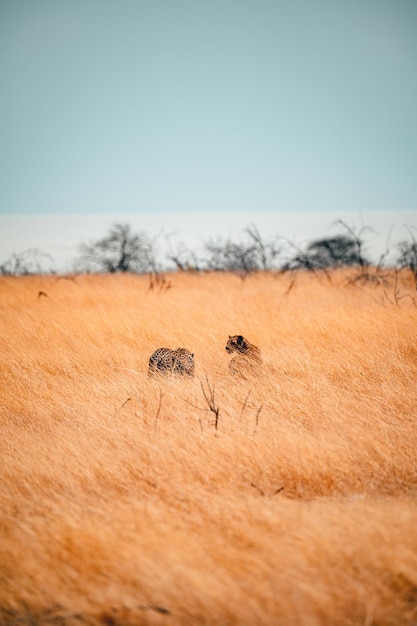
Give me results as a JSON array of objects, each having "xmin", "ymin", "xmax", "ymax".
[{"xmin": 0, "ymin": 209, "xmax": 416, "ymax": 272}]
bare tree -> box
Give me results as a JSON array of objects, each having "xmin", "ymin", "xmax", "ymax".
[
  {"xmin": 75, "ymin": 223, "xmax": 156, "ymax": 274},
  {"xmin": 0, "ymin": 249, "xmax": 55, "ymax": 275}
]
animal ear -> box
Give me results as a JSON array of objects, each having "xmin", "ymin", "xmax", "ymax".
[
  {"xmin": 237, "ymin": 335, "xmax": 244, "ymax": 343},
  {"xmin": 228, "ymin": 335, "xmax": 232, "ymax": 339}
]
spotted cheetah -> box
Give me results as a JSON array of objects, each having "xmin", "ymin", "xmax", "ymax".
[
  {"xmin": 148, "ymin": 347, "xmax": 195, "ymax": 378},
  {"xmin": 225, "ymin": 335, "xmax": 262, "ymax": 377}
]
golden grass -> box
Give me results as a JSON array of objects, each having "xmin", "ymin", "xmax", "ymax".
[{"xmin": 1, "ymin": 270, "xmax": 417, "ymax": 625}]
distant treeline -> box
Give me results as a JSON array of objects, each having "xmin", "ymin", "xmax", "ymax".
[{"xmin": 1, "ymin": 221, "xmax": 417, "ymax": 284}]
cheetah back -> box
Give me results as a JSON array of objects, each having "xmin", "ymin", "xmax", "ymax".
[
  {"xmin": 172, "ymin": 348, "xmax": 195, "ymax": 378},
  {"xmin": 148, "ymin": 348, "xmax": 174, "ymax": 377}
]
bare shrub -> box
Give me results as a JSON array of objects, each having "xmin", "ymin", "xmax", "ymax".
[
  {"xmin": 397, "ymin": 227, "xmax": 417, "ymax": 290},
  {"xmin": 166, "ymin": 240, "xmax": 202, "ymax": 272},
  {"xmin": 203, "ymin": 225, "xmax": 282, "ymax": 276},
  {"xmin": 0, "ymin": 249, "xmax": 55, "ymax": 276}
]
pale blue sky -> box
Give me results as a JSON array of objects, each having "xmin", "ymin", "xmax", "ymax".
[{"xmin": 1, "ymin": 0, "xmax": 417, "ymax": 218}]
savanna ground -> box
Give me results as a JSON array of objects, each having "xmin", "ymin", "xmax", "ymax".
[{"xmin": 1, "ymin": 269, "xmax": 417, "ymax": 625}]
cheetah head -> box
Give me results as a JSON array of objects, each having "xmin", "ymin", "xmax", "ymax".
[{"xmin": 225, "ymin": 335, "xmax": 249, "ymax": 355}]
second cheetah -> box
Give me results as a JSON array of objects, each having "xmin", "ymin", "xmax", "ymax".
[{"xmin": 225, "ymin": 335, "xmax": 262, "ymax": 377}]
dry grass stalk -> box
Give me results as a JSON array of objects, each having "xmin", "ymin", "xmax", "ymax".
[{"xmin": 200, "ymin": 376, "xmax": 220, "ymax": 430}]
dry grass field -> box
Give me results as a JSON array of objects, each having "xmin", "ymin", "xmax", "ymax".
[{"xmin": 1, "ymin": 269, "xmax": 417, "ymax": 625}]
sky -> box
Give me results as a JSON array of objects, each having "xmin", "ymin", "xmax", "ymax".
[{"xmin": 1, "ymin": 0, "xmax": 416, "ymax": 269}]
